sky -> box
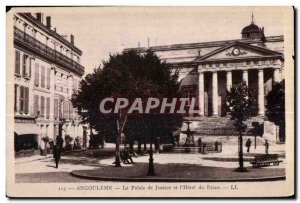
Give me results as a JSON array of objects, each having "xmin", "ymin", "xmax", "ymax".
[{"xmin": 35, "ymin": 7, "xmax": 288, "ymax": 75}]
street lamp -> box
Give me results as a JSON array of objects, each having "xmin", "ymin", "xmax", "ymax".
[{"xmin": 147, "ymin": 134, "xmax": 155, "ymax": 176}]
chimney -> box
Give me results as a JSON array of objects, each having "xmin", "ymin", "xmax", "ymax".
[
  {"xmin": 36, "ymin": 13, "xmax": 43, "ymax": 23},
  {"xmin": 46, "ymin": 16, "xmax": 51, "ymax": 29},
  {"xmin": 70, "ymin": 34, "xmax": 74, "ymax": 45}
]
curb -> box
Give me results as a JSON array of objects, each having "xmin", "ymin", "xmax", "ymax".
[{"xmin": 71, "ymin": 170, "xmax": 286, "ymax": 182}]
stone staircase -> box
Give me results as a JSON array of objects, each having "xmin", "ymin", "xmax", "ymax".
[
  {"xmin": 181, "ymin": 116, "xmax": 265, "ymax": 136},
  {"xmin": 179, "ymin": 116, "xmax": 270, "ymax": 146}
]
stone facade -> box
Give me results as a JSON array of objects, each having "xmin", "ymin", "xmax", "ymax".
[
  {"xmin": 13, "ymin": 13, "xmax": 89, "ymax": 153},
  {"xmin": 125, "ymin": 20, "xmax": 284, "ymax": 118}
]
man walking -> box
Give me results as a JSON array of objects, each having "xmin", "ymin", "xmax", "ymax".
[
  {"xmin": 245, "ymin": 138, "xmax": 252, "ymax": 153},
  {"xmin": 53, "ymin": 145, "xmax": 61, "ymax": 168},
  {"xmin": 265, "ymin": 140, "xmax": 269, "ymax": 154}
]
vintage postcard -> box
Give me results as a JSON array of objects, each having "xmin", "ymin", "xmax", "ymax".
[{"xmin": 6, "ymin": 6, "xmax": 294, "ymax": 198}]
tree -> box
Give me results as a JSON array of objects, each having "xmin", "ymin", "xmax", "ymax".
[
  {"xmin": 71, "ymin": 50, "xmax": 182, "ymax": 169},
  {"xmin": 226, "ymin": 81, "xmax": 255, "ymax": 172},
  {"xmin": 266, "ymin": 80, "xmax": 285, "ymax": 142}
]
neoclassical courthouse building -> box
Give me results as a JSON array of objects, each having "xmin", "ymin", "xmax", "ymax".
[
  {"xmin": 127, "ymin": 17, "xmax": 284, "ymax": 119},
  {"xmin": 13, "ymin": 13, "xmax": 89, "ymax": 154},
  {"xmin": 125, "ymin": 15, "xmax": 284, "ymax": 143}
]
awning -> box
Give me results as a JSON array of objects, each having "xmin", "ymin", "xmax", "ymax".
[{"xmin": 14, "ymin": 123, "xmax": 42, "ymax": 135}]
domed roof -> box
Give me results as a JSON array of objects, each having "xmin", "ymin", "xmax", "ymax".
[{"xmin": 241, "ymin": 23, "xmax": 261, "ymax": 34}]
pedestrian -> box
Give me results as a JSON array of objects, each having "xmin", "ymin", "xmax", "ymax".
[
  {"xmin": 197, "ymin": 137, "xmax": 202, "ymax": 147},
  {"xmin": 265, "ymin": 140, "xmax": 269, "ymax": 154},
  {"xmin": 197, "ymin": 137, "xmax": 202, "ymax": 153},
  {"xmin": 56, "ymin": 135, "xmax": 64, "ymax": 149},
  {"xmin": 53, "ymin": 145, "xmax": 61, "ymax": 168},
  {"xmin": 245, "ymin": 138, "xmax": 252, "ymax": 153}
]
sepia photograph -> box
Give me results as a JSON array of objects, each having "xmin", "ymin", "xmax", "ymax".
[{"xmin": 6, "ymin": 6, "xmax": 294, "ymax": 198}]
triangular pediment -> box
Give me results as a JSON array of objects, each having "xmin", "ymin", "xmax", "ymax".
[{"xmin": 195, "ymin": 42, "xmax": 283, "ymax": 62}]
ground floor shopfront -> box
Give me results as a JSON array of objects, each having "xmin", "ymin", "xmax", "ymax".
[{"xmin": 14, "ymin": 116, "xmax": 90, "ymax": 156}]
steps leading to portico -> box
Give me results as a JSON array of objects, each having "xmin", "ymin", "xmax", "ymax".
[{"xmin": 182, "ymin": 116, "xmax": 265, "ymax": 136}]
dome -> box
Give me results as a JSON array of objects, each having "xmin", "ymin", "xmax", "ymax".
[
  {"xmin": 241, "ymin": 23, "xmax": 261, "ymax": 34},
  {"xmin": 241, "ymin": 22, "xmax": 265, "ymax": 40}
]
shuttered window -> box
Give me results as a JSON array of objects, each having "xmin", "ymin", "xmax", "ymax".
[
  {"xmin": 22, "ymin": 55, "xmax": 31, "ymax": 78},
  {"xmin": 22, "ymin": 55, "xmax": 27, "ymax": 77},
  {"xmin": 41, "ymin": 66, "xmax": 45, "ymax": 88},
  {"xmin": 46, "ymin": 97, "xmax": 50, "ymax": 119},
  {"xmin": 34, "ymin": 63, "xmax": 39, "ymax": 86},
  {"xmin": 63, "ymin": 101, "xmax": 68, "ymax": 119},
  {"xmin": 33, "ymin": 95, "xmax": 39, "ymax": 116},
  {"xmin": 41, "ymin": 96, "xmax": 45, "ymax": 118},
  {"xmin": 19, "ymin": 86, "xmax": 24, "ymax": 113},
  {"xmin": 15, "ymin": 51, "xmax": 21, "ymax": 75},
  {"xmin": 54, "ymin": 99, "xmax": 58, "ymax": 119},
  {"xmin": 46, "ymin": 68, "xmax": 51, "ymax": 89},
  {"xmin": 19, "ymin": 86, "xmax": 29, "ymax": 114},
  {"xmin": 58, "ymin": 100, "xmax": 62, "ymax": 119},
  {"xmin": 28, "ymin": 59, "xmax": 31, "ymax": 78},
  {"xmin": 14, "ymin": 84, "xmax": 18, "ymax": 111},
  {"xmin": 24, "ymin": 87, "xmax": 29, "ymax": 114}
]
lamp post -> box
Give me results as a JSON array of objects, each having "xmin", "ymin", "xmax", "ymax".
[{"xmin": 147, "ymin": 134, "xmax": 155, "ymax": 176}]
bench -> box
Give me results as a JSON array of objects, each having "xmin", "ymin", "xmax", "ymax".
[
  {"xmin": 120, "ymin": 151, "xmax": 134, "ymax": 164},
  {"xmin": 250, "ymin": 154, "xmax": 282, "ymax": 167}
]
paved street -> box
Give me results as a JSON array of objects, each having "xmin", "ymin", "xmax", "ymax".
[
  {"xmin": 15, "ymin": 143, "xmax": 286, "ymax": 183},
  {"xmin": 15, "ymin": 156, "xmax": 102, "ymax": 183}
]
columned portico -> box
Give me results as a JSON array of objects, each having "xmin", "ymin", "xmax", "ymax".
[
  {"xmin": 242, "ymin": 70, "xmax": 248, "ymax": 85},
  {"xmin": 198, "ymin": 71, "xmax": 205, "ymax": 116},
  {"xmin": 226, "ymin": 71, "xmax": 232, "ymax": 91},
  {"xmin": 197, "ymin": 66, "xmax": 283, "ymax": 117},
  {"xmin": 191, "ymin": 41, "xmax": 284, "ymax": 118},
  {"xmin": 273, "ymin": 68, "xmax": 281, "ymax": 82},
  {"xmin": 258, "ymin": 69, "xmax": 265, "ymax": 116},
  {"xmin": 212, "ymin": 71, "xmax": 219, "ymax": 117}
]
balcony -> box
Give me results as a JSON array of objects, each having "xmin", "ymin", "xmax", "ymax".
[{"xmin": 14, "ymin": 26, "xmax": 84, "ymax": 76}]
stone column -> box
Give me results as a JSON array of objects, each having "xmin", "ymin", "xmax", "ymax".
[
  {"xmin": 273, "ymin": 68, "xmax": 281, "ymax": 83},
  {"xmin": 258, "ymin": 69, "xmax": 265, "ymax": 116},
  {"xmin": 225, "ymin": 71, "xmax": 232, "ymax": 117},
  {"xmin": 226, "ymin": 71, "xmax": 232, "ymax": 92},
  {"xmin": 198, "ymin": 71, "xmax": 205, "ymax": 116},
  {"xmin": 212, "ymin": 71, "xmax": 219, "ymax": 117},
  {"xmin": 242, "ymin": 70, "xmax": 248, "ymax": 86}
]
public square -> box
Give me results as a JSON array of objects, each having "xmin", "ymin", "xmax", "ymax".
[{"xmin": 15, "ymin": 143, "xmax": 285, "ymax": 183}]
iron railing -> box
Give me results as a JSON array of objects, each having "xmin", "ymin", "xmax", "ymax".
[{"xmin": 14, "ymin": 26, "xmax": 84, "ymax": 76}]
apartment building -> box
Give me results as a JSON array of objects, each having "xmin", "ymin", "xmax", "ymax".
[{"xmin": 13, "ymin": 12, "xmax": 88, "ymax": 155}]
